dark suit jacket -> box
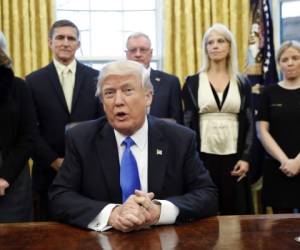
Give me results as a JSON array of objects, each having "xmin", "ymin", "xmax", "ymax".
[
  {"xmin": 26, "ymin": 61, "xmax": 104, "ymax": 191},
  {"xmin": 0, "ymin": 66, "xmax": 36, "ymax": 184},
  {"xmin": 150, "ymin": 69, "xmax": 183, "ymax": 124},
  {"xmin": 49, "ymin": 116, "xmax": 218, "ymax": 229},
  {"xmin": 0, "ymin": 66, "xmax": 36, "ymax": 222}
]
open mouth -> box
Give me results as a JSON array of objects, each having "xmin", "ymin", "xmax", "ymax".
[{"xmin": 115, "ymin": 111, "xmax": 128, "ymax": 120}]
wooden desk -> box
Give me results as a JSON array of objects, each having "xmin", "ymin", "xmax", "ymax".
[{"xmin": 0, "ymin": 214, "xmax": 299, "ymax": 249}]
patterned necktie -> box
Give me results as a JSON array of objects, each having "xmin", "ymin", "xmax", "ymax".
[
  {"xmin": 61, "ymin": 68, "xmax": 73, "ymax": 112},
  {"xmin": 120, "ymin": 137, "xmax": 141, "ymax": 202}
]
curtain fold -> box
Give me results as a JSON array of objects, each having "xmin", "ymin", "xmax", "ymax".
[
  {"xmin": 0, "ymin": 0, "xmax": 54, "ymax": 77},
  {"xmin": 164, "ymin": 0, "xmax": 250, "ymax": 85}
]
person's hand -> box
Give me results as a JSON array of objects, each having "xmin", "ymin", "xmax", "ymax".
[
  {"xmin": 108, "ymin": 195, "xmax": 151, "ymax": 232},
  {"xmin": 134, "ymin": 190, "xmax": 161, "ymax": 226},
  {"xmin": 231, "ymin": 160, "xmax": 249, "ymax": 182},
  {"xmin": 0, "ymin": 178, "xmax": 10, "ymax": 196},
  {"xmin": 280, "ymin": 159, "xmax": 300, "ymax": 177},
  {"xmin": 50, "ymin": 158, "xmax": 64, "ymax": 171}
]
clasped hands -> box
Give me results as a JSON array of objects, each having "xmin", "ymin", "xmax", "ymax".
[{"xmin": 108, "ymin": 190, "xmax": 161, "ymax": 232}]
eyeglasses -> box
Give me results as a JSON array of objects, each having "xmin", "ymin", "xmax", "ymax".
[{"xmin": 126, "ymin": 47, "xmax": 151, "ymax": 54}]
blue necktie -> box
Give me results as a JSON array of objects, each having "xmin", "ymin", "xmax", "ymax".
[{"xmin": 120, "ymin": 137, "xmax": 141, "ymax": 202}]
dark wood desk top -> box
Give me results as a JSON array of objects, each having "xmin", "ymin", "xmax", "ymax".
[{"xmin": 0, "ymin": 214, "xmax": 300, "ymax": 249}]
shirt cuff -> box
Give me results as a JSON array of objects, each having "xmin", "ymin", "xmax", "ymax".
[
  {"xmin": 155, "ymin": 199, "xmax": 179, "ymax": 225},
  {"xmin": 87, "ymin": 203, "xmax": 119, "ymax": 232}
]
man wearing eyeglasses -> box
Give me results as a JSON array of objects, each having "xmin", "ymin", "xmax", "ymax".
[
  {"xmin": 26, "ymin": 19, "xmax": 104, "ymax": 221},
  {"xmin": 125, "ymin": 32, "xmax": 183, "ymax": 124}
]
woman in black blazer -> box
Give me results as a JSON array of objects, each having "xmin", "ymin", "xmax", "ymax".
[
  {"xmin": 0, "ymin": 33, "xmax": 36, "ymax": 222},
  {"xmin": 182, "ymin": 24, "xmax": 254, "ymax": 215}
]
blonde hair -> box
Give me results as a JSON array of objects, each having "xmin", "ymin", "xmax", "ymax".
[
  {"xmin": 200, "ymin": 23, "xmax": 239, "ymax": 79},
  {"xmin": 276, "ymin": 40, "xmax": 300, "ymax": 63},
  {"xmin": 96, "ymin": 60, "xmax": 153, "ymax": 98}
]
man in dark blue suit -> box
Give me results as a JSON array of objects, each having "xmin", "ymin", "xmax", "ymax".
[
  {"xmin": 125, "ymin": 32, "xmax": 183, "ymax": 124},
  {"xmin": 26, "ymin": 20, "xmax": 104, "ymax": 220},
  {"xmin": 49, "ymin": 60, "xmax": 217, "ymax": 232}
]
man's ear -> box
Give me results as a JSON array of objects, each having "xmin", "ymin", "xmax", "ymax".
[
  {"xmin": 145, "ymin": 90, "xmax": 153, "ymax": 107},
  {"xmin": 76, "ymin": 40, "xmax": 81, "ymax": 50},
  {"xmin": 150, "ymin": 48, "xmax": 153, "ymax": 58},
  {"xmin": 48, "ymin": 38, "xmax": 53, "ymax": 48}
]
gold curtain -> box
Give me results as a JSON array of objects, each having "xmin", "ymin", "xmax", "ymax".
[
  {"xmin": 0, "ymin": 0, "xmax": 55, "ymax": 77},
  {"xmin": 164, "ymin": 0, "xmax": 250, "ymax": 85}
]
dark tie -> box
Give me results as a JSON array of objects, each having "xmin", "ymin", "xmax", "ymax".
[{"xmin": 120, "ymin": 137, "xmax": 141, "ymax": 202}]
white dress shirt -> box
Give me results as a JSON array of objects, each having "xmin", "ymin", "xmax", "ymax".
[{"xmin": 88, "ymin": 117, "xmax": 179, "ymax": 231}]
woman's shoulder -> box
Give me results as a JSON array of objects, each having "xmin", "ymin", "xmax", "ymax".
[
  {"xmin": 237, "ymin": 74, "xmax": 251, "ymax": 85},
  {"xmin": 185, "ymin": 73, "xmax": 199, "ymax": 82},
  {"xmin": 184, "ymin": 73, "xmax": 200, "ymax": 90},
  {"xmin": 262, "ymin": 83, "xmax": 279, "ymax": 93},
  {"xmin": 10, "ymin": 77, "xmax": 28, "ymax": 98},
  {"xmin": 11, "ymin": 76, "xmax": 26, "ymax": 86}
]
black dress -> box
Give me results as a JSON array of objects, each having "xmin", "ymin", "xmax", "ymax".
[
  {"xmin": 257, "ymin": 84, "xmax": 300, "ymax": 209},
  {"xmin": 0, "ymin": 66, "xmax": 36, "ymax": 222}
]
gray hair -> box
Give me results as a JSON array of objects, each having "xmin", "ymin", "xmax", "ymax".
[
  {"xmin": 276, "ymin": 40, "xmax": 300, "ymax": 63},
  {"xmin": 0, "ymin": 31, "xmax": 8, "ymax": 54},
  {"xmin": 200, "ymin": 23, "xmax": 239, "ymax": 79},
  {"xmin": 126, "ymin": 32, "xmax": 152, "ymax": 49},
  {"xmin": 96, "ymin": 60, "xmax": 153, "ymax": 97}
]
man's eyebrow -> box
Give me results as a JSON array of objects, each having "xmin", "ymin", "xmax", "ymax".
[{"xmin": 55, "ymin": 35, "xmax": 77, "ymax": 39}]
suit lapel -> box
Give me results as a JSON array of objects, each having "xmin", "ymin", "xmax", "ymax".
[
  {"xmin": 95, "ymin": 122, "xmax": 122, "ymax": 202},
  {"xmin": 147, "ymin": 117, "xmax": 167, "ymax": 195},
  {"xmin": 94, "ymin": 117, "xmax": 168, "ymax": 201},
  {"xmin": 46, "ymin": 63, "xmax": 69, "ymax": 113},
  {"xmin": 72, "ymin": 62, "xmax": 85, "ymax": 112},
  {"xmin": 150, "ymin": 69, "xmax": 162, "ymax": 94}
]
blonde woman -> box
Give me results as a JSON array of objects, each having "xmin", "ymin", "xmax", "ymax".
[
  {"xmin": 256, "ymin": 40, "xmax": 300, "ymax": 213},
  {"xmin": 182, "ymin": 24, "xmax": 254, "ymax": 215}
]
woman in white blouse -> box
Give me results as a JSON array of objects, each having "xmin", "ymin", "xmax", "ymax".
[{"xmin": 182, "ymin": 23, "xmax": 254, "ymax": 215}]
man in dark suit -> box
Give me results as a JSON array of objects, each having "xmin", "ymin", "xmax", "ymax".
[
  {"xmin": 125, "ymin": 32, "xmax": 183, "ymax": 124},
  {"xmin": 26, "ymin": 20, "xmax": 104, "ymax": 220},
  {"xmin": 49, "ymin": 60, "xmax": 218, "ymax": 232}
]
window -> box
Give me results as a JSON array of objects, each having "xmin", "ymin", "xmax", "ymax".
[
  {"xmin": 56, "ymin": 0, "xmax": 162, "ymax": 69},
  {"xmin": 280, "ymin": 0, "xmax": 300, "ymax": 42}
]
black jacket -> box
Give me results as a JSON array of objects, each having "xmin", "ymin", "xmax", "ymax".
[
  {"xmin": 0, "ymin": 66, "xmax": 36, "ymax": 184},
  {"xmin": 182, "ymin": 73, "xmax": 254, "ymax": 162},
  {"xmin": 49, "ymin": 116, "xmax": 218, "ymax": 228},
  {"xmin": 26, "ymin": 61, "xmax": 104, "ymax": 191}
]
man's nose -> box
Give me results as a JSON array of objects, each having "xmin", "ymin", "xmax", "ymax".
[
  {"xmin": 132, "ymin": 48, "xmax": 144, "ymax": 57},
  {"xmin": 62, "ymin": 38, "xmax": 70, "ymax": 45},
  {"xmin": 115, "ymin": 91, "xmax": 125, "ymax": 104}
]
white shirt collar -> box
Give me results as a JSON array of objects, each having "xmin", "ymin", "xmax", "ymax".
[
  {"xmin": 114, "ymin": 117, "xmax": 148, "ymax": 150},
  {"xmin": 53, "ymin": 58, "xmax": 77, "ymax": 74},
  {"xmin": 146, "ymin": 67, "xmax": 151, "ymax": 74}
]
